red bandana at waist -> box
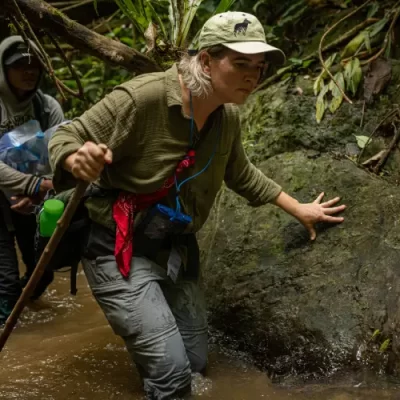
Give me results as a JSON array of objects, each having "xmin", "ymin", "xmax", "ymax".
[{"xmin": 112, "ymin": 150, "xmax": 195, "ymax": 278}]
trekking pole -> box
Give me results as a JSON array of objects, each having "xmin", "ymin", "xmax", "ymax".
[{"xmin": 0, "ymin": 180, "xmax": 89, "ymax": 352}]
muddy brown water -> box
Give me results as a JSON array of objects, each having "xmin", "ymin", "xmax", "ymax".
[{"xmin": 1, "ymin": 268, "xmax": 400, "ymax": 400}]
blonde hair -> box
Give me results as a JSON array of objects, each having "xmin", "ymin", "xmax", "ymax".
[{"xmin": 178, "ymin": 45, "xmax": 226, "ymax": 98}]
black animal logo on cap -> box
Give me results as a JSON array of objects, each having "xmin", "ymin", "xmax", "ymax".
[{"xmin": 234, "ymin": 19, "xmax": 251, "ymax": 36}]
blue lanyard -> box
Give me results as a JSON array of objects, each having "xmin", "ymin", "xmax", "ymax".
[{"xmin": 174, "ymin": 92, "xmax": 221, "ymax": 215}]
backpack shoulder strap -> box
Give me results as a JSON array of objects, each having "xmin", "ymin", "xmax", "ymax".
[{"xmin": 33, "ymin": 90, "xmax": 51, "ymax": 131}]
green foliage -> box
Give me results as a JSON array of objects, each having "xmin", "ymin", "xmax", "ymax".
[
  {"xmin": 341, "ymin": 17, "xmax": 389, "ymax": 59},
  {"xmin": 277, "ymin": 1, "xmax": 308, "ymax": 27},
  {"xmin": 113, "ymin": 0, "xmax": 238, "ymax": 52},
  {"xmin": 329, "ymin": 71, "xmax": 345, "ymax": 114},
  {"xmin": 371, "ymin": 329, "xmax": 381, "ymax": 340},
  {"xmin": 379, "ymin": 338, "xmax": 391, "ymax": 353},
  {"xmin": 315, "ymin": 83, "xmax": 329, "ymax": 124},
  {"xmin": 49, "ymin": 0, "xmax": 238, "ymax": 118},
  {"xmin": 213, "ymin": 0, "xmax": 237, "ymax": 15},
  {"xmin": 51, "ymin": 24, "xmax": 134, "ymax": 119},
  {"xmin": 313, "ymin": 57, "xmax": 362, "ymax": 124},
  {"xmin": 343, "ymin": 58, "xmax": 362, "ymax": 96}
]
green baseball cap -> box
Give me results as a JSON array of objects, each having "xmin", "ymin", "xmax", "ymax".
[{"xmin": 189, "ymin": 12, "xmax": 286, "ymax": 65}]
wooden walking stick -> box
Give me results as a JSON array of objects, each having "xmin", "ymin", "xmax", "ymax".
[{"xmin": 0, "ymin": 180, "xmax": 89, "ymax": 352}]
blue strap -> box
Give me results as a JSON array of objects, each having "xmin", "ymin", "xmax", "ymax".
[
  {"xmin": 173, "ymin": 92, "xmax": 221, "ymax": 218},
  {"xmin": 34, "ymin": 177, "xmax": 43, "ymax": 196}
]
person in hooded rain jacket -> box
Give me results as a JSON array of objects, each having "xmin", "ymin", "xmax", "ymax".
[{"xmin": 0, "ymin": 36, "xmax": 64, "ymax": 325}]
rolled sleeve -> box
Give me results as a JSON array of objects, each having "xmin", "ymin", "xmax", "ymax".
[
  {"xmin": 49, "ymin": 88, "xmax": 137, "ymax": 191},
  {"xmin": 224, "ymin": 129, "xmax": 282, "ymax": 206}
]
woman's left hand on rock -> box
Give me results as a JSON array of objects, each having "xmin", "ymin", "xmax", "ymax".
[{"xmin": 294, "ymin": 192, "xmax": 346, "ymax": 240}]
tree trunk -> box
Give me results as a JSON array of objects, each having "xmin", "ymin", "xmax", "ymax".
[
  {"xmin": 0, "ymin": 16, "xmax": 10, "ymax": 42},
  {"xmin": 3, "ymin": 0, "xmax": 161, "ymax": 74}
]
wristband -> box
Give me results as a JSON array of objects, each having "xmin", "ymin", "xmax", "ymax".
[{"xmin": 34, "ymin": 178, "xmax": 44, "ymax": 196}]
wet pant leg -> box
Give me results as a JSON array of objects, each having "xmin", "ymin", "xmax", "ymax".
[{"xmin": 82, "ymin": 255, "xmax": 207, "ymax": 400}]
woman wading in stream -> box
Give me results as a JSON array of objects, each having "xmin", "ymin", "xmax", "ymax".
[{"xmin": 48, "ymin": 11, "xmax": 346, "ymax": 400}]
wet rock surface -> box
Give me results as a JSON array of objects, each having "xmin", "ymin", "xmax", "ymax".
[{"xmin": 199, "ymin": 63, "xmax": 400, "ymax": 377}]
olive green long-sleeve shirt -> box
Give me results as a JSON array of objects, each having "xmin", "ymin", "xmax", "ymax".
[{"xmin": 49, "ymin": 64, "xmax": 282, "ymax": 232}]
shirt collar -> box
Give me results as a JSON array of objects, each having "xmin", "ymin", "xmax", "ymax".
[
  {"xmin": 164, "ymin": 63, "xmax": 225, "ymax": 116},
  {"xmin": 165, "ymin": 63, "xmax": 183, "ymax": 107}
]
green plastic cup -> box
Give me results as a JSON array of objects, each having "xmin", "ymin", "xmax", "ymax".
[{"xmin": 39, "ymin": 199, "xmax": 65, "ymax": 237}]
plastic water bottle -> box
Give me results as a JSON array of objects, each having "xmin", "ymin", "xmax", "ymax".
[{"xmin": 39, "ymin": 199, "xmax": 65, "ymax": 237}]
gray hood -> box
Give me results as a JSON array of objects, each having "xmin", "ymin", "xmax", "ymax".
[{"xmin": 0, "ymin": 36, "xmax": 43, "ymax": 112}]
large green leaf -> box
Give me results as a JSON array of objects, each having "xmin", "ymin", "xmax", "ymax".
[
  {"xmin": 313, "ymin": 75, "xmax": 323, "ymax": 96},
  {"xmin": 331, "ymin": 72, "xmax": 345, "ymax": 98},
  {"xmin": 147, "ymin": 1, "xmax": 168, "ymax": 39},
  {"xmin": 169, "ymin": 0, "xmax": 185, "ymax": 45},
  {"xmin": 329, "ymin": 72, "xmax": 345, "ymax": 114},
  {"xmin": 279, "ymin": 0, "xmax": 304, "ymax": 19},
  {"xmin": 341, "ymin": 18, "xmax": 388, "ymax": 60},
  {"xmin": 213, "ymin": 0, "xmax": 237, "ymax": 15},
  {"xmin": 114, "ymin": 0, "xmax": 150, "ymax": 33},
  {"xmin": 178, "ymin": 0, "xmax": 205, "ymax": 48},
  {"xmin": 344, "ymin": 58, "xmax": 362, "ymax": 96},
  {"xmin": 314, "ymin": 53, "xmax": 337, "ymax": 96},
  {"xmin": 321, "ymin": 53, "xmax": 337, "ymax": 79},
  {"xmin": 367, "ymin": 17, "xmax": 389, "ymax": 38},
  {"xmin": 316, "ymin": 83, "xmax": 329, "ymax": 124},
  {"xmin": 367, "ymin": 2, "xmax": 379, "ymax": 18},
  {"xmin": 341, "ymin": 32, "xmax": 365, "ymax": 59},
  {"xmin": 278, "ymin": 5, "xmax": 308, "ymax": 27}
]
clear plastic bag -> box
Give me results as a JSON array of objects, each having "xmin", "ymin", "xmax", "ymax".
[{"xmin": 0, "ymin": 119, "xmax": 70, "ymax": 176}]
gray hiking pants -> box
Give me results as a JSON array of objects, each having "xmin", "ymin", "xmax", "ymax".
[{"xmin": 82, "ymin": 255, "xmax": 208, "ymax": 399}]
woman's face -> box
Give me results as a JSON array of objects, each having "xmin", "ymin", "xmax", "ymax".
[
  {"xmin": 202, "ymin": 48, "xmax": 266, "ymax": 105},
  {"xmin": 6, "ymin": 58, "xmax": 41, "ymax": 93}
]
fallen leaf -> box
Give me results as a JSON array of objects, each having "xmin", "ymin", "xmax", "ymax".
[
  {"xmin": 354, "ymin": 134, "xmax": 370, "ymax": 149},
  {"xmin": 362, "ymin": 150, "xmax": 385, "ymax": 166},
  {"xmin": 316, "ymin": 84, "xmax": 329, "ymax": 123},
  {"xmin": 144, "ymin": 22, "xmax": 158, "ymax": 54},
  {"xmin": 293, "ymin": 86, "xmax": 303, "ymax": 95},
  {"xmin": 364, "ymin": 58, "xmax": 392, "ymax": 104}
]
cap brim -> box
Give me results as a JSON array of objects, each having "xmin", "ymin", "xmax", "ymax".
[
  {"xmin": 5, "ymin": 53, "xmax": 34, "ymax": 66},
  {"xmin": 223, "ymin": 42, "xmax": 286, "ymax": 65}
]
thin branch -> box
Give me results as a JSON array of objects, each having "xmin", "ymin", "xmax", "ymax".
[
  {"xmin": 360, "ymin": 100, "xmax": 366, "ymax": 129},
  {"xmin": 361, "ymin": 7, "xmax": 400, "ymax": 65},
  {"xmin": 60, "ymin": 0, "xmax": 94, "ymax": 12},
  {"xmin": 308, "ymin": 18, "xmax": 379, "ymax": 61},
  {"xmin": 9, "ymin": 0, "xmax": 70, "ymax": 100},
  {"xmin": 254, "ymin": 17, "xmax": 378, "ymax": 94},
  {"xmin": 357, "ymin": 108, "xmax": 400, "ymax": 164},
  {"xmin": 10, "ymin": 0, "xmax": 91, "ymax": 101},
  {"xmin": 373, "ymin": 123, "xmax": 400, "ymax": 174},
  {"xmin": 5, "ymin": 0, "xmax": 161, "ymax": 74},
  {"xmin": 318, "ymin": 0, "xmax": 374, "ymax": 104},
  {"xmin": 46, "ymin": 32, "xmax": 85, "ymax": 99},
  {"xmin": 10, "ymin": 15, "xmax": 70, "ymax": 101},
  {"xmin": 0, "ymin": 181, "xmax": 89, "ymax": 352},
  {"xmin": 91, "ymin": 9, "xmax": 120, "ymax": 32},
  {"xmin": 341, "ymin": 48, "xmax": 379, "ymax": 63},
  {"xmin": 49, "ymin": 1, "xmax": 81, "ymax": 6}
]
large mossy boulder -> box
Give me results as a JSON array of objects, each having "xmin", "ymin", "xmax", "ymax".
[
  {"xmin": 199, "ymin": 63, "xmax": 400, "ymax": 377},
  {"xmin": 200, "ymin": 152, "xmax": 400, "ymax": 376}
]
